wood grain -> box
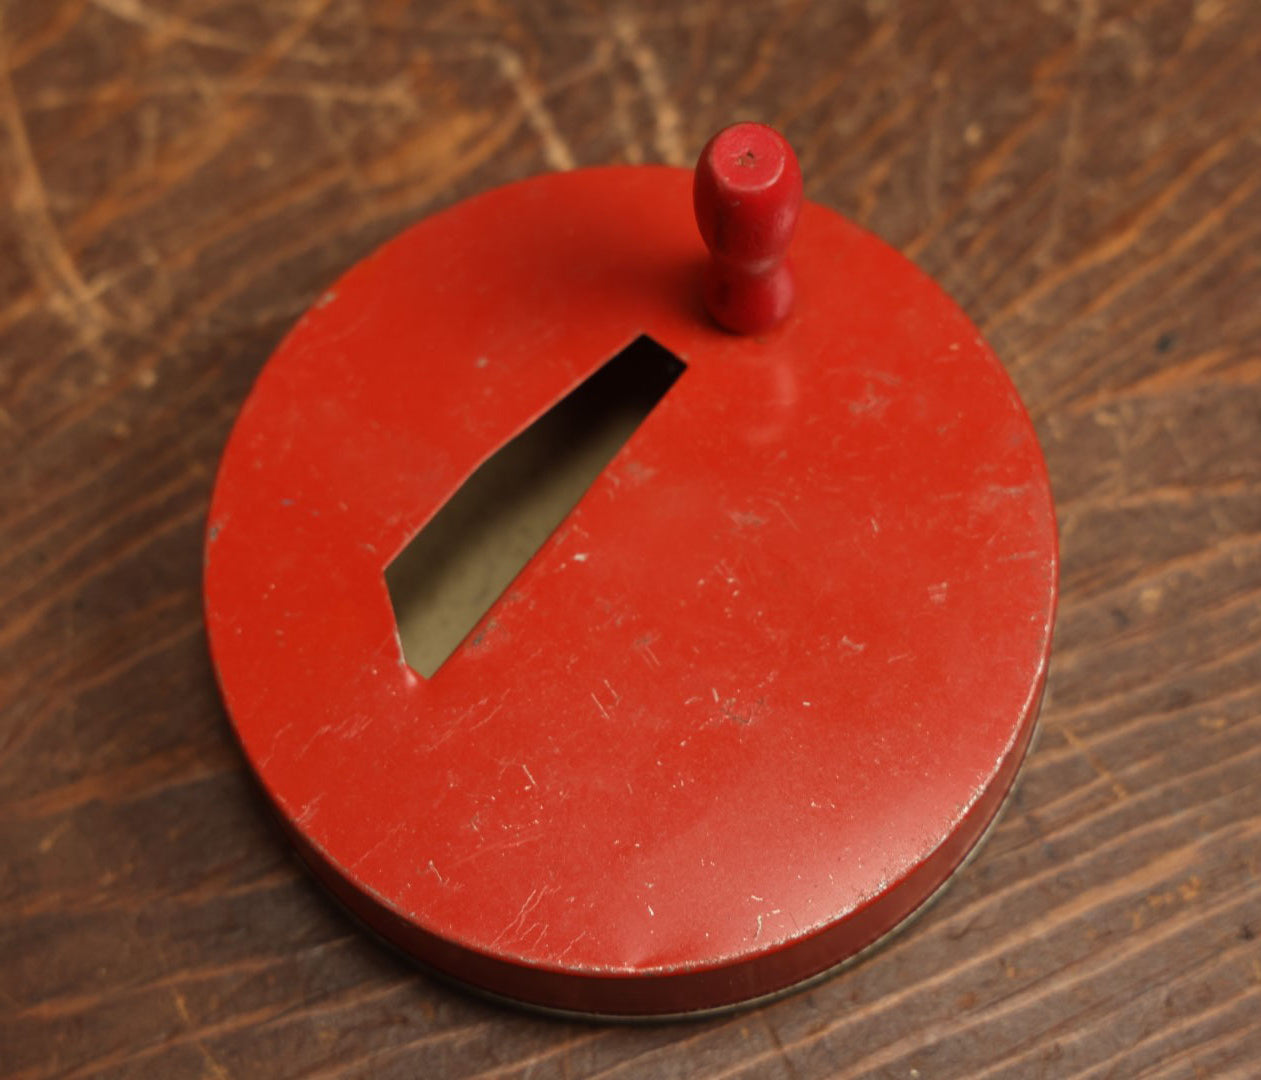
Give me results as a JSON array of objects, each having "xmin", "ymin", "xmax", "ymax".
[{"xmin": 1, "ymin": 0, "xmax": 1258, "ymax": 1077}]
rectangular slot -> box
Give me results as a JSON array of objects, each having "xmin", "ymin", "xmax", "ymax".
[{"xmin": 387, "ymin": 335, "xmax": 686, "ymax": 678}]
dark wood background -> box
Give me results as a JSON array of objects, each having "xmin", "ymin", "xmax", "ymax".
[{"xmin": 2, "ymin": 1, "xmax": 1259, "ymax": 1077}]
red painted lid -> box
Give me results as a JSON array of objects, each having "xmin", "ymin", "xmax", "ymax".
[{"xmin": 204, "ymin": 162, "xmax": 1057, "ymax": 1017}]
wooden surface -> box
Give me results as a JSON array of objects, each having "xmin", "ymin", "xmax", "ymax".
[{"xmin": 2, "ymin": 0, "xmax": 1258, "ymax": 1076}]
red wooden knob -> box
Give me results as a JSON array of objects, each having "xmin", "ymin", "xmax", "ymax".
[{"xmin": 694, "ymin": 122, "xmax": 803, "ymax": 334}]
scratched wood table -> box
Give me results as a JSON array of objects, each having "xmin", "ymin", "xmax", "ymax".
[{"xmin": 2, "ymin": 2, "xmax": 1259, "ymax": 1078}]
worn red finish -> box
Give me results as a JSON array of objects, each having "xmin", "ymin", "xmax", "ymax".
[
  {"xmin": 694, "ymin": 123, "xmax": 802, "ymax": 334},
  {"xmin": 204, "ymin": 163, "xmax": 1057, "ymax": 1017}
]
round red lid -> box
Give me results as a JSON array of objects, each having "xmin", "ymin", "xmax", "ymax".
[{"xmin": 204, "ymin": 159, "xmax": 1057, "ymax": 1017}]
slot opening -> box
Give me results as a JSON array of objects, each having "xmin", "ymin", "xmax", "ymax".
[{"xmin": 386, "ymin": 335, "xmax": 686, "ymax": 678}]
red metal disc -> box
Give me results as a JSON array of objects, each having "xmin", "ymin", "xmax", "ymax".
[{"xmin": 204, "ymin": 165, "xmax": 1057, "ymax": 1017}]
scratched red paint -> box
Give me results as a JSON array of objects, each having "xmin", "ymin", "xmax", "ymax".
[{"xmin": 204, "ymin": 164, "xmax": 1058, "ymax": 1016}]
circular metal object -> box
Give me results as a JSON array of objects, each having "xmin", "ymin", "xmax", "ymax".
[{"xmin": 204, "ymin": 164, "xmax": 1057, "ymax": 1017}]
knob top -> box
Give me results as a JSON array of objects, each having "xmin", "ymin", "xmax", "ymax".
[{"xmin": 694, "ymin": 123, "xmax": 802, "ymax": 271}]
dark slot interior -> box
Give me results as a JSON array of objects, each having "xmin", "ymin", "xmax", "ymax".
[{"xmin": 386, "ymin": 335, "xmax": 686, "ymax": 678}]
